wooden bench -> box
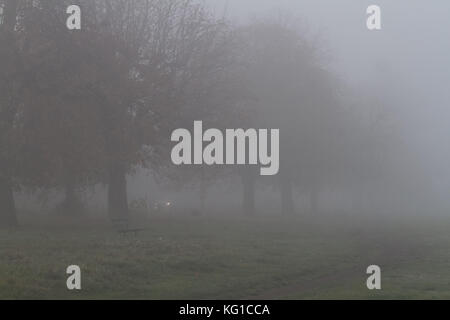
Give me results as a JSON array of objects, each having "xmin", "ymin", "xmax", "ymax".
[{"xmin": 111, "ymin": 217, "xmax": 144, "ymax": 236}]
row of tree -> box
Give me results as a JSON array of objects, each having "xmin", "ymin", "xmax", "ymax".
[{"xmin": 0, "ymin": 0, "xmax": 401, "ymax": 227}]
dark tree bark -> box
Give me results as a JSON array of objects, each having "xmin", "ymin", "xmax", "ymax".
[
  {"xmin": 61, "ymin": 174, "xmax": 84, "ymax": 216},
  {"xmin": 94, "ymin": 95, "xmax": 130, "ymax": 221},
  {"xmin": 241, "ymin": 168, "xmax": 256, "ymax": 216},
  {"xmin": 0, "ymin": 176, "xmax": 18, "ymax": 228},
  {"xmin": 2, "ymin": 0, "xmax": 18, "ymax": 31},
  {"xmin": 280, "ymin": 176, "xmax": 294, "ymax": 216},
  {"xmin": 0, "ymin": 0, "xmax": 19, "ymax": 228},
  {"xmin": 309, "ymin": 183, "xmax": 319, "ymax": 215},
  {"xmin": 350, "ymin": 186, "xmax": 365, "ymax": 215},
  {"xmin": 199, "ymin": 172, "xmax": 207, "ymax": 213},
  {"xmin": 107, "ymin": 161, "xmax": 128, "ymax": 219}
]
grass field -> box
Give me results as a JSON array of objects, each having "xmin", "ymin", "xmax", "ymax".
[{"xmin": 1, "ymin": 213, "xmax": 450, "ymax": 299}]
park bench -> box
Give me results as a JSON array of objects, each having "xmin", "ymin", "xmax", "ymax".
[{"xmin": 110, "ymin": 217, "xmax": 144, "ymax": 236}]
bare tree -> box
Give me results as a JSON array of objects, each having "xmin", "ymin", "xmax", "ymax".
[{"xmin": 0, "ymin": 0, "xmax": 20, "ymax": 227}]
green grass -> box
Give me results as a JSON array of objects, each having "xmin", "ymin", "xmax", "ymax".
[{"xmin": 0, "ymin": 214, "xmax": 450, "ymax": 299}]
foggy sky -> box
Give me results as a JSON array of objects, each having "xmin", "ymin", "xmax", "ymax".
[{"xmin": 209, "ymin": 0, "xmax": 450, "ymax": 199}]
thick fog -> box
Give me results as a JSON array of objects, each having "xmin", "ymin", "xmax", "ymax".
[
  {"xmin": 4, "ymin": 0, "xmax": 450, "ymax": 217},
  {"xmin": 130, "ymin": 0, "xmax": 450, "ymax": 217},
  {"xmin": 3, "ymin": 0, "xmax": 450, "ymax": 301},
  {"xmin": 212, "ymin": 1, "xmax": 450, "ymax": 162},
  {"xmin": 203, "ymin": 0, "xmax": 450, "ymax": 216}
]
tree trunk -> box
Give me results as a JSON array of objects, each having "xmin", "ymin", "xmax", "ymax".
[
  {"xmin": 199, "ymin": 178, "xmax": 206, "ymax": 213},
  {"xmin": 0, "ymin": 176, "xmax": 17, "ymax": 228},
  {"xmin": 2, "ymin": 0, "xmax": 18, "ymax": 31},
  {"xmin": 350, "ymin": 186, "xmax": 366, "ymax": 215},
  {"xmin": 280, "ymin": 177, "xmax": 294, "ymax": 216},
  {"xmin": 198, "ymin": 167, "xmax": 207, "ymax": 213},
  {"xmin": 107, "ymin": 162, "xmax": 128, "ymax": 219},
  {"xmin": 310, "ymin": 184, "xmax": 319, "ymax": 215},
  {"xmin": 61, "ymin": 175, "xmax": 83, "ymax": 216},
  {"xmin": 241, "ymin": 170, "xmax": 256, "ymax": 216},
  {"xmin": 0, "ymin": 0, "xmax": 19, "ymax": 229}
]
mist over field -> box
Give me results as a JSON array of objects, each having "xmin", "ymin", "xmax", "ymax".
[{"xmin": 1, "ymin": 0, "xmax": 450, "ymax": 299}]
